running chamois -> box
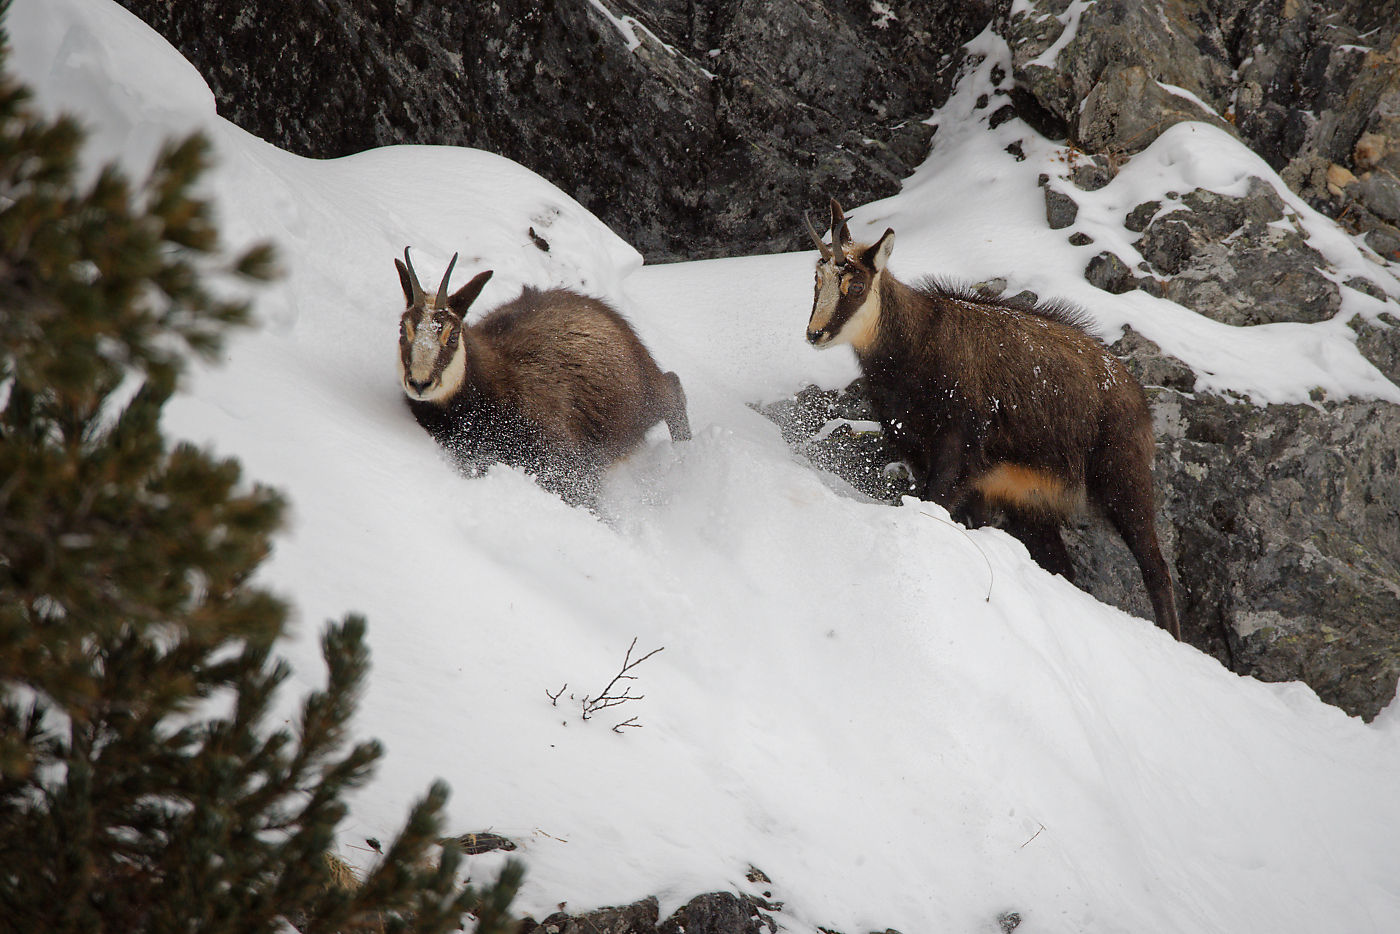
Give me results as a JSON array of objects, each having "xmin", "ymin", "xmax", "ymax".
[
  {"xmin": 804, "ymin": 200, "xmax": 1180, "ymax": 639},
  {"xmin": 395, "ymin": 248, "xmax": 690, "ymax": 504}
]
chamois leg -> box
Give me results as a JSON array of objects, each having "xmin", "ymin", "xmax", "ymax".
[
  {"xmin": 661, "ymin": 371, "xmax": 691, "ymax": 442},
  {"xmin": 1098, "ymin": 478, "xmax": 1181, "ymax": 640},
  {"xmin": 919, "ymin": 428, "xmax": 976, "ymax": 517},
  {"xmin": 953, "ymin": 493, "xmax": 992, "ymax": 529},
  {"xmin": 1003, "ymin": 511, "xmax": 1076, "ymax": 582}
]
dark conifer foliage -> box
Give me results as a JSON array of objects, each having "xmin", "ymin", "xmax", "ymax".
[{"xmin": 0, "ymin": 8, "xmax": 520, "ymax": 931}]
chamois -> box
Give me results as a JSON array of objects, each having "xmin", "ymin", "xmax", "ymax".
[
  {"xmin": 395, "ymin": 247, "xmax": 690, "ymax": 503},
  {"xmin": 804, "ymin": 200, "xmax": 1180, "ymax": 639}
]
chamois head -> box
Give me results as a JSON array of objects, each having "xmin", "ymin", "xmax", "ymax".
[
  {"xmin": 805, "ymin": 198, "xmax": 895, "ymax": 351},
  {"xmin": 395, "ymin": 247, "xmax": 492, "ymax": 404}
]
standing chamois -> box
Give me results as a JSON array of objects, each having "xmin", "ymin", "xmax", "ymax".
[
  {"xmin": 804, "ymin": 200, "xmax": 1180, "ymax": 639},
  {"xmin": 395, "ymin": 247, "xmax": 690, "ymax": 504}
]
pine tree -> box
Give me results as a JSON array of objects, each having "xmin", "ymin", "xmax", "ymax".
[{"xmin": 0, "ymin": 8, "xmax": 521, "ymax": 931}]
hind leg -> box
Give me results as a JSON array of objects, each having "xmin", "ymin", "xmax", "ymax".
[
  {"xmin": 951, "ymin": 492, "xmax": 991, "ymax": 529},
  {"xmin": 1003, "ymin": 511, "xmax": 1076, "ymax": 582},
  {"xmin": 1098, "ymin": 478, "xmax": 1180, "ymax": 639},
  {"xmin": 660, "ymin": 371, "xmax": 691, "ymax": 442}
]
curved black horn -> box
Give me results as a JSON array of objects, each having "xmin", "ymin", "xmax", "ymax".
[
  {"xmin": 829, "ymin": 198, "xmax": 852, "ymax": 260},
  {"xmin": 804, "ymin": 211, "xmax": 832, "ymax": 260},
  {"xmin": 402, "ymin": 247, "xmax": 426, "ymax": 305},
  {"xmin": 435, "ymin": 252, "xmax": 459, "ymax": 309}
]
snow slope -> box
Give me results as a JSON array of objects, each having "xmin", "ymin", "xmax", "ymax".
[{"xmin": 12, "ymin": 2, "xmax": 1400, "ymax": 932}]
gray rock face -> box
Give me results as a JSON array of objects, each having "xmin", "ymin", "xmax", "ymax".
[
  {"xmin": 114, "ymin": 0, "xmax": 989, "ymax": 261},
  {"xmin": 1003, "ymin": 0, "xmax": 1400, "ymax": 259},
  {"xmin": 1082, "ymin": 350, "xmax": 1400, "ymax": 721},
  {"xmin": 1005, "ymin": 0, "xmax": 1236, "ymax": 146},
  {"xmin": 1131, "ymin": 183, "xmax": 1342, "ymax": 327}
]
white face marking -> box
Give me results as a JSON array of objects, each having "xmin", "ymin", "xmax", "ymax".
[
  {"xmin": 399, "ymin": 309, "xmax": 467, "ymax": 403},
  {"xmin": 809, "ymin": 264, "xmax": 881, "ymax": 352},
  {"xmin": 808, "ymin": 262, "xmax": 843, "ymax": 345},
  {"xmin": 830, "ymin": 282, "xmax": 881, "ymax": 351}
]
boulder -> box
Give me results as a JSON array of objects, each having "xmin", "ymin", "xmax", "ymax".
[
  {"xmin": 518, "ymin": 892, "xmax": 776, "ymax": 934},
  {"xmin": 1111, "ymin": 180, "xmax": 1343, "ymax": 327}
]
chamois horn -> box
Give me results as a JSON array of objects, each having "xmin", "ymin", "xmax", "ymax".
[
  {"xmin": 402, "ymin": 247, "xmax": 426, "ymax": 306},
  {"xmin": 804, "ymin": 211, "xmax": 833, "ymax": 261},
  {"xmin": 435, "ymin": 252, "xmax": 459, "ymax": 310},
  {"xmin": 828, "ymin": 198, "xmax": 851, "ymax": 265}
]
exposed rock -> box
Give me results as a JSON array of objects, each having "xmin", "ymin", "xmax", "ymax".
[
  {"xmin": 1326, "ymin": 162, "xmax": 1359, "ymax": 196},
  {"xmin": 1113, "ymin": 326, "xmax": 1196, "ymax": 393},
  {"xmin": 1067, "ymin": 158, "xmax": 1114, "ymax": 192},
  {"xmin": 519, "ymin": 893, "xmax": 777, "ymax": 934},
  {"xmin": 1005, "ymin": 0, "xmax": 1235, "ymax": 146},
  {"xmin": 1360, "ymin": 174, "xmax": 1400, "ymax": 226},
  {"xmin": 1083, "ymin": 250, "xmax": 1137, "ymax": 294},
  {"xmin": 1366, "ymin": 224, "xmax": 1400, "ymax": 261},
  {"xmin": 1077, "ymin": 64, "xmax": 1229, "ymax": 155},
  {"xmin": 1229, "ymin": 7, "xmax": 1400, "ymax": 183},
  {"xmin": 1350, "ymin": 312, "xmax": 1400, "ymax": 385},
  {"xmin": 520, "ymin": 897, "xmax": 660, "ymax": 934},
  {"xmin": 1043, "ymin": 186, "xmax": 1079, "ymax": 229},
  {"xmin": 1001, "ymin": 0, "xmax": 1400, "ymax": 257},
  {"xmin": 1075, "ymin": 381, "xmax": 1400, "ymax": 720},
  {"xmin": 658, "ymin": 893, "xmax": 774, "ymax": 934},
  {"xmin": 754, "ymin": 382, "xmax": 916, "ymax": 505},
  {"xmin": 1122, "ymin": 180, "xmax": 1343, "ymax": 326},
  {"xmin": 114, "ymin": 0, "xmax": 991, "ymax": 261}
]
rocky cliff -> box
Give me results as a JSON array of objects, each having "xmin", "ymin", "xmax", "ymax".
[
  {"xmin": 115, "ymin": 0, "xmax": 1400, "ymax": 718},
  {"xmin": 115, "ymin": 0, "xmax": 991, "ymax": 261}
]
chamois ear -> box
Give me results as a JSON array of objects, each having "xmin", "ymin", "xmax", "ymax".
[
  {"xmin": 864, "ymin": 229, "xmax": 895, "ymax": 272},
  {"xmin": 449, "ymin": 269, "xmax": 494, "ymax": 316},
  {"xmin": 395, "ymin": 259, "xmax": 415, "ymax": 306}
]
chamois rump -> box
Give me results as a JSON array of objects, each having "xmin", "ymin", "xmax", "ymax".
[
  {"xmin": 395, "ymin": 247, "xmax": 690, "ymax": 503},
  {"xmin": 804, "ymin": 200, "xmax": 1180, "ymax": 639}
]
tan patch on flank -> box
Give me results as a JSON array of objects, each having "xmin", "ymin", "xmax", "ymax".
[{"xmin": 974, "ymin": 463, "xmax": 1083, "ymax": 515}]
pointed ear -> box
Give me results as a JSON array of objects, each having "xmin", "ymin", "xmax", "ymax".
[
  {"xmin": 863, "ymin": 229, "xmax": 895, "ymax": 272},
  {"xmin": 449, "ymin": 269, "xmax": 494, "ymax": 315},
  {"xmin": 395, "ymin": 259, "xmax": 415, "ymax": 305}
]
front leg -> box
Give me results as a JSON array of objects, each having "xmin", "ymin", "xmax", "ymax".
[{"xmin": 918, "ymin": 427, "xmax": 974, "ymax": 516}]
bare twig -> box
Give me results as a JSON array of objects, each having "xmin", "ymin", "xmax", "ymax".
[
  {"xmin": 546, "ymin": 684, "xmax": 567, "ymax": 706},
  {"xmin": 580, "ymin": 638, "xmax": 664, "ymax": 721},
  {"xmin": 612, "ymin": 717, "xmax": 642, "ymax": 732},
  {"xmin": 1019, "ymin": 823, "xmax": 1046, "ymax": 849}
]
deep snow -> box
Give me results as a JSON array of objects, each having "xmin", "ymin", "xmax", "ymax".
[{"xmin": 11, "ymin": 2, "xmax": 1400, "ymax": 932}]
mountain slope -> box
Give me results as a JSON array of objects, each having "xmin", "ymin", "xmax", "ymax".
[{"xmin": 11, "ymin": 2, "xmax": 1400, "ymax": 932}]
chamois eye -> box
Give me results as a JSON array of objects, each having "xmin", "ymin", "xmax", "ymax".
[{"xmin": 850, "ymin": 280, "xmax": 865, "ymax": 296}]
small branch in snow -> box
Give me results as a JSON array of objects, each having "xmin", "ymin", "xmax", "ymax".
[
  {"xmin": 549, "ymin": 638, "xmax": 664, "ymax": 733},
  {"xmin": 1018, "ymin": 823, "xmax": 1046, "ymax": 849},
  {"xmin": 581, "ymin": 638, "xmax": 664, "ymax": 721}
]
